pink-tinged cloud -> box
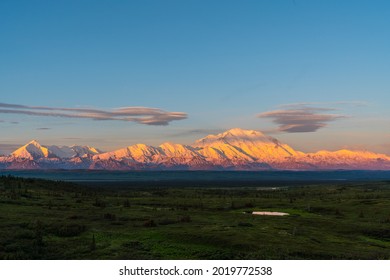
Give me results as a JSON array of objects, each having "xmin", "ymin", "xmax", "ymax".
[
  {"xmin": 258, "ymin": 106, "xmax": 346, "ymax": 133},
  {"xmin": 279, "ymin": 101, "xmax": 369, "ymax": 108},
  {"xmin": 0, "ymin": 103, "xmax": 187, "ymax": 126}
]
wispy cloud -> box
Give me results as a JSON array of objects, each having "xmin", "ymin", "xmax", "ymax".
[
  {"xmin": 168, "ymin": 129, "xmax": 224, "ymax": 138},
  {"xmin": 258, "ymin": 105, "xmax": 346, "ymax": 133},
  {"xmin": 0, "ymin": 103, "xmax": 187, "ymax": 126},
  {"xmin": 0, "ymin": 119, "xmax": 19, "ymax": 124},
  {"xmin": 63, "ymin": 137, "xmax": 82, "ymax": 140},
  {"xmin": 279, "ymin": 101, "xmax": 369, "ymax": 108}
]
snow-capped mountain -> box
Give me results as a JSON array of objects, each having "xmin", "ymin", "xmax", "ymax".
[
  {"xmin": 11, "ymin": 140, "xmax": 50, "ymax": 160},
  {"xmin": 194, "ymin": 128, "xmax": 302, "ymax": 166},
  {"xmin": 48, "ymin": 145, "xmax": 101, "ymax": 159},
  {"xmin": 299, "ymin": 149, "xmax": 390, "ymax": 170},
  {"xmin": 1, "ymin": 128, "xmax": 390, "ymax": 170},
  {"xmin": 10, "ymin": 140, "xmax": 101, "ymax": 160}
]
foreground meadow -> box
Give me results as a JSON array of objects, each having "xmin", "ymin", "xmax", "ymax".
[{"xmin": 0, "ymin": 176, "xmax": 389, "ymax": 259}]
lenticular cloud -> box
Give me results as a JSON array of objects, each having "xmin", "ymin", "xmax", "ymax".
[
  {"xmin": 258, "ymin": 106, "xmax": 346, "ymax": 133},
  {"xmin": 0, "ymin": 102, "xmax": 187, "ymax": 126}
]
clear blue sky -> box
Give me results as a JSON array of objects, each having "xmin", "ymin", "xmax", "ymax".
[{"xmin": 0, "ymin": 0, "xmax": 389, "ymax": 154}]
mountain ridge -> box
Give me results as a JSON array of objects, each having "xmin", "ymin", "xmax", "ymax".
[{"xmin": 1, "ymin": 128, "xmax": 389, "ymax": 170}]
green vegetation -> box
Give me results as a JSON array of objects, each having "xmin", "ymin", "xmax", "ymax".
[{"xmin": 0, "ymin": 175, "xmax": 389, "ymax": 259}]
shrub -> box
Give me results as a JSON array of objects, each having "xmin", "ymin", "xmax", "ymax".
[
  {"xmin": 238, "ymin": 222, "xmax": 253, "ymax": 227},
  {"xmin": 90, "ymin": 234, "xmax": 96, "ymax": 251},
  {"xmin": 103, "ymin": 213, "xmax": 116, "ymax": 221},
  {"xmin": 55, "ymin": 224, "xmax": 86, "ymax": 237},
  {"xmin": 93, "ymin": 198, "xmax": 106, "ymax": 208},
  {"xmin": 143, "ymin": 219, "xmax": 157, "ymax": 227},
  {"xmin": 123, "ymin": 199, "xmax": 131, "ymax": 208},
  {"xmin": 244, "ymin": 202, "xmax": 254, "ymax": 208},
  {"xmin": 179, "ymin": 215, "xmax": 191, "ymax": 223},
  {"xmin": 380, "ymin": 216, "xmax": 390, "ymax": 224},
  {"xmin": 158, "ymin": 219, "xmax": 177, "ymax": 225}
]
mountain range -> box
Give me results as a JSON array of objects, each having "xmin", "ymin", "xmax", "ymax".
[{"xmin": 1, "ymin": 128, "xmax": 390, "ymax": 170}]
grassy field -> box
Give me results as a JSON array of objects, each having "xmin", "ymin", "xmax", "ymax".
[{"xmin": 0, "ymin": 175, "xmax": 389, "ymax": 259}]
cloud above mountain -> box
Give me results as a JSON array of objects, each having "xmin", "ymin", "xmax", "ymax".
[
  {"xmin": 258, "ymin": 105, "xmax": 346, "ymax": 133},
  {"xmin": 0, "ymin": 102, "xmax": 187, "ymax": 126},
  {"xmin": 169, "ymin": 129, "xmax": 224, "ymax": 138},
  {"xmin": 281, "ymin": 101, "xmax": 369, "ymax": 108}
]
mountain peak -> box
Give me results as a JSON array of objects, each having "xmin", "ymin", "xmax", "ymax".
[
  {"xmin": 12, "ymin": 140, "xmax": 49, "ymax": 159},
  {"xmin": 222, "ymin": 128, "xmax": 265, "ymax": 137},
  {"xmin": 3, "ymin": 130, "xmax": 390, "ymax": 170},
  {"xmin": 27, "ymin": 139, "xmax": 41, "ymax": 146},
  {"xmin": 194, "ymin": 128, "xmax": 271, "ymax": 147}
]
